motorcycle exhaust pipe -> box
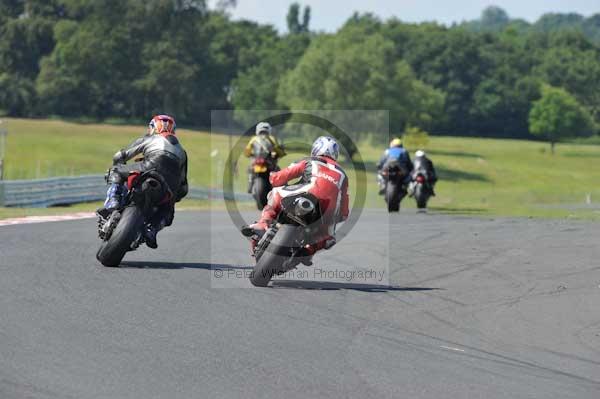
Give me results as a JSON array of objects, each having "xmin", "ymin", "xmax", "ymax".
[{"xmin": 293, "ymin": 197, "xmax": 315, "ymax": 216}]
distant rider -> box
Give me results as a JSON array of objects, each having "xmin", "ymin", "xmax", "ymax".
[
  {"xmin": 412, "ymin": 150, "xmax": 437, "ymax": 195},
  {"xmin": 244, "ymin": 122, "xmax": 286, "ymax": 193},
  {"xmin": 241, "ymin": 136, "xmax": 349, "ymax": 259},
  {"xmin": 98, "ymin": 115, "xmax": 188, "ymax": 248},
  {"xmin": 376, "ymin": 138, "xmax": 413, "ymax": 194}
]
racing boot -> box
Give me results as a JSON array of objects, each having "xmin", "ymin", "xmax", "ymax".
[
  {"xmin": 144, "ymin": 225, "xmax": 158, "ymax": 249},
  {"xmin": 145, "ymin": 216, "xmax": 168, "ymax": 249},
  {"xmin": 241, "ymin": 221, "xmax": 268, "ymax": 238},
  {"xmin": 298, "ymin": 236, "xmax": 336, "ymax": 266},
  {"xmin": 247, "ymin": 174, "xmax": 254, "ymax": 194},
  {"xmin": 376, "ymin": 174, "xmax": 386, "ymax": 195},
  {"xmin": 97, "ymin": 183, "xmax": 125, "ymax": 218},
  {"xmin": 241, "ymin": 221, "xmax": 268, "ymax": 254}
]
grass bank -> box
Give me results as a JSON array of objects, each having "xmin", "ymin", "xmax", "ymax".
[{"xmin": 1, "ymin": 118, "xmax": 600, "ymax": 220}]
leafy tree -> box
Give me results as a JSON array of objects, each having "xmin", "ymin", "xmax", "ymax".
[
  {"xmin": 2, "ymin": 0, "xmax": 600, "ymax": 141},
  {"xmin": 534, "ymin": 44, "xmax": 600, "ymax": 123},
  {"xmin": 214, "ymin": 0, "xmax": 236, "ymax": 11},
  {"xmin": 286, "ymin": 2, "xmax": 310, "ymax": 34},
  {"xmin": 231, "ymin": 33, "xmax": 310, "ymax": 126},
  {"xmin": 529, "ymin": 85, "xmax": 596, "ymax": 152},
  {"xmin": 37, "ymin": 13, "xmax": 142, "ymax": 117},
  {"xmin": 534, "ymin": 13, "xmax": 584, "ymax": 33},
  {"xmin": 134, "ymin": 41, "xmax": 198, "ymax": 119},
  {"xmin": 392, "ymin": 27, "xmax": 489, "ymax": 134},
  {"xmin": 0, "ymin": 73, "xmax": 35, "ymax": 115},
  {"xmin": 0, "ymin": 5, "xmax": 56, "ymax": 115},
  {"xmin": 471, "ymin": 75, "xmax": 540, "ymax": 136},
  {"xmin": 470, "ymin": 35, "xmax": 541, "ymax": 136},
  {"xmin": 582, "ymin": 14, "xmax": 600, "ymax": 44},
  {"xmin": 0, "ymin": 0, "xmax": 24, "ymax": 18},
  {"xmin": 461, "ymin": 6, "xmax": 510, "ymax": 32},
  {"xmin": 480, "ymin": 6, "xmax": 510, "ymax": 31},
  {"xmin": 461, "ymin": 9, "xmax": 600, "ymax": 45},
  {"xmin": 277, "ymin": 27, "xmax": 444, "ymax": 157},
  {"xmin": 205, "ymin": 16, "xmax": 280, "ymax": 122}
]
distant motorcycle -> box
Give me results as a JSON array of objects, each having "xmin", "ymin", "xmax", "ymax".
[
  {"xmin": 96, "ymin": 169, "xmax": 171, "ymax": 266},
  {"xmin": 249, "ymin": 192, "xmax": 323, "ymax": 287},
  {"xmin": 249, "ymin": 155, "xmax": 277, "ymax": 210},
  {"xmin": 380, "ymin": 160, "xmax": 408, "ymax": 212},
  {"xmin": 408, "ymin": 171, "xmax": 433, "ymax": 209}
]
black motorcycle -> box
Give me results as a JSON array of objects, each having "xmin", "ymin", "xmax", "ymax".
[
  {"xmin": 381, "ymin": 161, "xmax": 408, "ymax": 213},
  {"xmin": 96, "ymin": 169, "xmax": 171, "ymax": 267},
  {"xmin": 249, "ymin": 191, "xmax": 323, "ymax": 287},
  {"xmin": 409, "ymin": 171, "xmax": 433, "ymax": 209},
  {"xmin": 249, "ymin": 155, "xmax": 276, "ymax": 210}
]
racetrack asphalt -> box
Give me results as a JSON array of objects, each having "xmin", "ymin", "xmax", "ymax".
[{"xmin": 1, "ymin": 209, "xmax": 600, "ymax": 398}]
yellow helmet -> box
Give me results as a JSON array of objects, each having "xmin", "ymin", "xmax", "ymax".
[{"xmin": 389, "ymin": 138, "xmax": 403, "ymax": 148}]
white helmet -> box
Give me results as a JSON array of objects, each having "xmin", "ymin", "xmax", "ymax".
[
  {"xmin": 255, "ymin": 122, "xmax": 272, "ymax": 136},
  {"xmin": 415, "ymin": 150, "xmax": 426, "ymax": 158},
  {"xmin": 311, "ymin": 136, "xmax": 339, "ymax": 160}
]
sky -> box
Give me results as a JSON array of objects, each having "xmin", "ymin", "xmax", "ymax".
[{"xmin": 210, "ymin": 0, "xmax": 599, "ymax": 32}]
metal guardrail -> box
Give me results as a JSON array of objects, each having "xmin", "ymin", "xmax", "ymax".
[{"xmin": 0, "ymin": 175, "xmax": 251, "ymax": 208}]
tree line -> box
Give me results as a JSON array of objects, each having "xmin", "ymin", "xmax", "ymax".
[{"xmin": 0, "ymin": 1, "xmax": 598, "ymax": 144}]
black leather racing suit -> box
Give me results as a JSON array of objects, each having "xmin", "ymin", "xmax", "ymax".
[
  {"xmin": 412, "ymin": 155, "xmax": 437, "ymax": 185},
  {"xmin": 107, "ymin": 133, "xmax": 188, "ymax": 227},
  {"xmin": 412, "ymin": 155, "xmax": 437, "ymax": 195}
]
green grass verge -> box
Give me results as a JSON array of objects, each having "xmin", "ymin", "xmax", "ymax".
[
  {"xmin": 2, "ymin": 117, "xmax": 600, "ymax": 220},
  {"xmin": 0, "ymin": 199, "xmax": 257, "ymax": 220}
]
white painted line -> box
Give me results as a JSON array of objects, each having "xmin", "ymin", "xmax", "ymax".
[
  {"xmin": 0, "ymin": 212, "xmax": 96, "ymax": 227},
  {"xmin": 440, "ymin": 345, "xmax": 466, "ymax": 352}
]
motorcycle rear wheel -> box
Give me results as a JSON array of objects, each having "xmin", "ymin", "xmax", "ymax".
[
  {"xmin": 96, "ymin": 206, "xmax": 144, "ymax": 267},
  {"xmin": 252, "ymin": 174, "xmax": 270, "ymax": 210},
  {"xmin": 415, "ymin": 184, "xmax": 429, "ymax": 209},
  {"xmin": 250, "ymin": 225, "xmax": 299, "ymax": 287},
  {"xmin": 385, "ymin": 182, "xmax": 401, "ymax": 212}
]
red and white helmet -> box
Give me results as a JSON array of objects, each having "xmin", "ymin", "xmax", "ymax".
[{"xmin": 148, "ymin": 115, "xmax": 176, "ymax": 136}]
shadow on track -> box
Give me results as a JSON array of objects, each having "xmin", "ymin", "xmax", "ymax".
[
  {"xmin": 120, "ymin": 261, "xmax": 251, "ymax": 270},
  {"xmin": 271, "ymin": 280, "xmax": 439, "ymax": 292}
]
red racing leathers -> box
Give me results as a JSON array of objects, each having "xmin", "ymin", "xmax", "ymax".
[{"xmin": 253, "ymin": 155, "xmax": 349, "ymax": 253}]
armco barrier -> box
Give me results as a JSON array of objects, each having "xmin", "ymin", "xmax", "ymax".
[{"xmin": 0, "ymin": 175, "xmax": 251, "ymax": 207}]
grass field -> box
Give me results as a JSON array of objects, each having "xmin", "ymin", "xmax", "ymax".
[{"xmin": 1, "ymin": 117, "xmax": 600, "ymax": 220}]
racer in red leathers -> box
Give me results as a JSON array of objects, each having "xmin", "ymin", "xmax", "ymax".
[{"xmin": 241, "ymin": 136, "xmax": 349, "ymax": 257}]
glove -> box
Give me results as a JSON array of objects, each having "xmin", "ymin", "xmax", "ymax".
[{"xmin": 112, "ymin": 150, "xmax": 127, "ymax": 165}]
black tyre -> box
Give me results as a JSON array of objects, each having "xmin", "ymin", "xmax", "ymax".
[
  {"xmin": 96, "ymin": 206, "xmax": 144, "ymax": 267},
  {"xmin": 250, "ymin": 225, "xmax": 299, "ymax": 287},
  {"xmin": 385, "ymin": 182, "xmax": 401, "ymax": 212},
  {"xmin": 415, "ymin": 184, "xmax": 429, "ymax": 209},
  {"xmin": 252, "ymin": 175, "xmax": 270, "ymax": 210}
]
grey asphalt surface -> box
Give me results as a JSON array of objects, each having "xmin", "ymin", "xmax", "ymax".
[{"xmin": 1, "ymin": 209, "xmax": 600, "ymax": 398}]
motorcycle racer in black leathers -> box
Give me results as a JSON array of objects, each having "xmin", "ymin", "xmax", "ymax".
[
  {"xmin": 98, "ymin": 115, "xmax": 188, "ymax": 248},
  {"xmin": 412, "ymin": 150, "xmax": 437, "ymax": 195}
]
